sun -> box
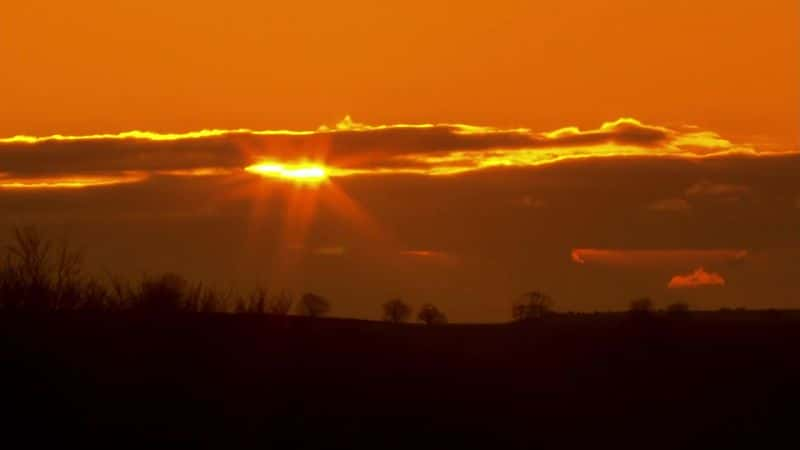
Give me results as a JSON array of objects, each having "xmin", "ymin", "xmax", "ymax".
[{"xmin": 245, "ymin": 162, "xmax": 328, "ymax": 183}]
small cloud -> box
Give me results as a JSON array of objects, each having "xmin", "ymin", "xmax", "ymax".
[
  {"xmin": 685, "ymin": 180, "xmax": 751, "ymax": 198},
  {"xmin": 647, "ymin": 198, "xmax": 691, "ymax": 212},
  {"xmin": 668, "ymin": 267, "xmax": 726, "ymax": 288}
]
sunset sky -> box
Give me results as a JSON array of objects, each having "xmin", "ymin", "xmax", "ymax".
[{"xmin": 1, "ymin": 1, "xmax": 798, "ymax": 320}]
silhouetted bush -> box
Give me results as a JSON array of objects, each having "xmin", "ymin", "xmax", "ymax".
[
  {"xmin": 297, "ymin": 292, "xmax": 330, "ymax": 318},
  {"xmin": 237, "ymin": 286, "xmax": 269, "ymax": 314},
  {"xmin": 382, "ymin": 298, "xmax": 412, "ymax": 323},
  {"xmin": 417, "ymin": 303, "xmax": 447, "ymax": 325},
  {"xmin": 185, "ymin": 282, "xmax": 230, "ymax": 313},
  {"xmin": 267, "ymin": 291, "xmax": 294, "ymax": 315},
  {"xmin": 81, "ymin": 279, "xmax": 113, "ymax": 311},
  {"xmin": 512, "ymin": 291, "xmax": 554, "ymax": 321},
  {"xmin": 629, "ymin": 297, "xmax": 654, "ymax": 319},
  {"xmin": 666, "ymin": 301, "xmax": 690, "ymax": 318},
  {"xmin": 131, "ymin": 273, "xmax": 189, "ymax": 313},
  {"xmin": 232, "ymin": 287, "xmax": 295, "ymax": 315}
]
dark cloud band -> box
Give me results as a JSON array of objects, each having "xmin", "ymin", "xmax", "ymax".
[{"xmin": 0, "ymin": 117, "xmax": 786, "ymax": 186}]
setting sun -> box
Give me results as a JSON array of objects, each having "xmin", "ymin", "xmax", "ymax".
[{"xmin": 245, "ymin": 162, "xmax": 328, "ymax": 183}]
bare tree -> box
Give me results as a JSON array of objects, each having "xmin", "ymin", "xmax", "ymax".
[
  {"xmin": 382, "ymin": 298, "xmax": 412, "ymax": 323},
  {"xmin": 0, "ymin": 252, "xmax": 21, "ymax": 311},
  {"xmin": 5, "ymin": 226, "xmax": 52, "ymax": 310},
  {"xmin": 7, "ymin": 226, "xmax": 51, "ymax": 289},
  {"xmin": 417, "ymin": 303, "xmax": 447, "ymax": 325},
  {"xmin": 512, "ymin": 291, "xmax": 554, "ymax": 321},
  {"xmin": 52, "ymin": 236, "xmax": 85, "ymax": 310},
  {"xmin": 0, "ymin": 226, "xmax": 90, "ymax": 311},
  {"xmin": 107, "ymin": 272, "xmax": 136, "ymax": 310},
  {"xmin": 297, "ymin": 292, "xmax": 330, "ymax": 318}
]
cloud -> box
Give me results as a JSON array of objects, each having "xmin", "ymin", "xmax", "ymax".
[
  {"xmin": 668, "ymin": 267, "xmax": 726, "ymax": 288},
  {"xmin": 0, "ymin": 117, "xmax": 789, "ymax": 189},
  {"xmin": 685, "ymin": 180, "xmax": 751, "ymax": 198},
  {"xmin": 647, "ymin": 198, "xmax": 691, "ymax": 212},
  {"xmin": 571, "ymin": 249, "xmax": 747, "ymax": 266}
]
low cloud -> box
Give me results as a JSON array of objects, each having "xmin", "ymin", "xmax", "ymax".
[
  {"xmin": 668, "ymin": 267, "xmax": 726, "ymax": 288},
  {"xmin": 0, "ymin": 117, "xmax": 785, "ymax": 188}
]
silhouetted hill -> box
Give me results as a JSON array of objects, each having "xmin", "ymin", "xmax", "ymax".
[{"xmin": 2, "ymin": 312, "xmax": 799, "ymax": 448}]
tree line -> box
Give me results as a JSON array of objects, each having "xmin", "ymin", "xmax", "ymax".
[
  {"xmin": 0, "ymin": 226, "xmax": 332, "ymax": 316},
  {"xmin": 0, "ymin": 226, "xmax": 451, "ymax": 323},
  {"xmin": 1, "ymin": 226, "xmax": 696, "ymax": 322},
  {"xmin": 511, "ymin": 291, "xmax": 694, "ymax": 321}
]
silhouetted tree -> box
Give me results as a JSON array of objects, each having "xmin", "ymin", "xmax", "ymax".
[
  {"xmin": 629, "ymin": 297, "xmax": 654, "ymax": 318},
  {"xmin": 512, "ymin": 291, "xmax": 554, "ymax": 321},
  {"xmin": 0, "ymin": 260, "xmax": 19, "ymax": 310},
  {"xmin": 297, "ymin": 292, "xmax": 330, "ymax": 318},
  {"xmin": 81, "ymin": 279, "xmax": 112, "ymax": 311},
  {"xmin": 0, "ymin": 226, "xmax": 87, "ymax": 311},
  {"xmin": 4, "ymin": 226, "xmax": 52, "ymax": 310},
  {"xmin": 237, "ymin": 286, "xmax": 269, "ymax": 313},
  {"xmin": 666, "ymin": 301, "xmax": 690, "ymax": 318},
  {"xmin": 52, "ymin": 235, "xmax": 85, "ymax": 310},
  {"xmin": 183, "ymin": 282, "xmax": 227, "ymax": 313},
  {"xmin": 106, "ymin": 272, "xmax": 136, "ymax": 309},
  {"xmin": 417, "ymin": 303, "xmax": 447, "ymax": 325},
  {"xmin": 382, "ymin": 298, "xmax": 412, "ymax": 323},
  {"xmin": 268, "ymin": 291, "xmax": 294, "ymax": 315}
]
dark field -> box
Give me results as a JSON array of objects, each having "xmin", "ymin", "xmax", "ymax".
[{"xmin": 2, "ymin": 312, "xmax": 799, "ymax": 448}]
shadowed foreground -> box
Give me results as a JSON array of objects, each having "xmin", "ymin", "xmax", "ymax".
[{"xmin": 2, "ymin": 313, "xmax": 799, "ymax": 448}]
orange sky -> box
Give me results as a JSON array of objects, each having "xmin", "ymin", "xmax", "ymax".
[
  {"xmin": 1, "ymin": 1, "xmax": 798, "ymax": 150},
  {"xmin": 0, "ymin": 1, "xmax": 798, "ymax": 320}
]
